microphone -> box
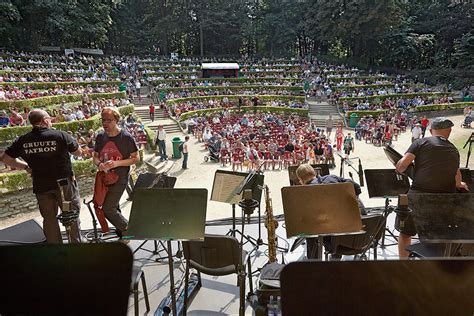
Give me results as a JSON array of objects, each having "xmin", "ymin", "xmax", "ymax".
[{"xmin": 358, "ymin": 159, "xmax": 364, "ymax": 187}]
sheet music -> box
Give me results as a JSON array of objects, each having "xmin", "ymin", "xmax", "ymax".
[{"xmin": 211, "ymin": 172, "xmax": 246, "ymax": 204}]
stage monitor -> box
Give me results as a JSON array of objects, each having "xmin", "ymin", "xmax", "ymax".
[
  {"xmin": 281, "ymin": 260, "xmax": 474, "ymax": 316},
  {"xmin": 365, "ymin": 169, "xmax": 410, "ymax": 198},
  {"xmin": 287, "ymin": 164, "xmax": 330, "ymax": 186},
  {"xmin": 0, "ymin": 243, "xmax": 132, "ymax": 315}
]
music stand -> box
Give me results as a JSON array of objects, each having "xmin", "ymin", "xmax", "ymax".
[
  {"xmin": 408, "ymin": 193, "xmax": 474, "ymax": 257},
  {"xmin": 211, "ymin": 170, "xmax": 264, "ymax": 245},
  {"xmin": 0, "ymin": 243, "xmax": 132, "ymax": 315},
  {"xmin": 131, "ymin": 173, "xmax": 177, "ymax": 259},
  {"xmin": 287, "ymin": 164, "xmax": 330, "ymax": 186},
  {"xmin": 124, "ymin": 188, "xmax": 207, "ymax": 316},
  {"xmin": 280, "ymin": 260, "xmax": 474, "ymax": 316},
  {"xmin": 281, "ymin": 182, "xmax": 363, "ymax": 260},
  {"xmin": 365, "ymin": 169, "xmax": 410, "ymax": 247}
]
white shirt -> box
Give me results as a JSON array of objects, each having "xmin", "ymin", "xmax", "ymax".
[
  {"xmin": 157, "ymin": 129, "xmax": 166, "ymax": 141},
  {"xmin": 412, "ymin": 126, "xmax": 422, "ymax": 139}
]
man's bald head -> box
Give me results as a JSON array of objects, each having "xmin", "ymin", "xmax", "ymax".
[{"xmin": 28, "ymin": 109, "xmax": 49, "ymax": 126}]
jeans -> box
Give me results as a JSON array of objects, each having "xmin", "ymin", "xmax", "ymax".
[
  {"xmin": 182, "ymin": 152, "xmax": 188, "ymax": 169},
  {"xmin": 35, "ymin": 177, "xmax": 82, "ymax": 243},
  {"xmin": 149, "ymin": 112, "xmax": 154, "ymax": 122},
  {"xmin": 157, "ymin": 139, "xmax": 167, "ymax": 160}
]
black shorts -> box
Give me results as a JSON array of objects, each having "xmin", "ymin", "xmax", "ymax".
[{"xmin": 395, "ymin": 213, "xmax": 417, "ymax": 237}]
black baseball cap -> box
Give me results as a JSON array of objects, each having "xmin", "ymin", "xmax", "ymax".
[{"xmin": 431, "ymin": 117, "xmax": 454, "ymax": 130}]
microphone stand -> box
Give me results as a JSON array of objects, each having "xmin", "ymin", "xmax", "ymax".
[{"xmin": 463, "ymin": 132, "xmax": 473, "ymax": 168}]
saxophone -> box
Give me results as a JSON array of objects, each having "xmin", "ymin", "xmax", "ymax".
[{"xmin": 264, "ymin": 185, "xmax": 278, "ymax": 263}]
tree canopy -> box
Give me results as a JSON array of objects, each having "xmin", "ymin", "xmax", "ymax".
[{"xmin": 1, "ymin": 0, "xmax": 473, "ymax": 72}]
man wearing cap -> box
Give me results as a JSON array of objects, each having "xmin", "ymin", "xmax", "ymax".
[{"xmin": 395, "ymin": 117, "xmax": 468, "ymax": 258}]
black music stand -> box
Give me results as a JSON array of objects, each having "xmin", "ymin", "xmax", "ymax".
[
  {"xmin": 287, "ymin": 164, "xmax": 330, "ymax": 186},
  {"xmin": 124, "ymin": 188, "xmax": 207, "ymax": 316},
  {"xmin": 0, "ymin": 243, "xmax": 132, "ymax": 315},
  {"xmin": 365, "ymin": 169, "xmax": 410, "ymax": 247},
  {"xmin": 0, "ymin": 219, "xmax": 46, "ymax": 245},
  {"xmin": 211, "ymin": 170, "xmax": 264, "ymax": 246},
  {"xmin": 281, "ymin": 183, "xmax": 364, "ymax": 260},
  {"xmin": 132, "ymin": 173, "xmax": 177, "ymax": 259},
  {"xmin": 280, "ymin": 260, "xmax": 474, "ymax": 316},
  {"xmin": 408, "ymin": 193, "xmax": 474, "ymax": 257}
]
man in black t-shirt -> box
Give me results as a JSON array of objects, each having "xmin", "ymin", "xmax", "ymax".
[
  {"xmin": 395, "ymin": 117, "xmax": 469, "ymax": 258},
  {"xmin": 2, "ymin": 109, "xmax": 83, "ymax": 243},
  {"xmin": 93, "ymin": 107, "xmax": 138, "ymax": 236}
]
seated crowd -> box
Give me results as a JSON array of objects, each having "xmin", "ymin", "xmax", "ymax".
[
  {"xmin": 0, "ymin": 84, "xmax": 118, "ymax": 101},
  {"xmin": 186, "ymin": 112, "xmax": 338, "ymax": 171},
  {"xmin": 341, "ymin": 95, "xmax": 452, "ymax": 112},
  {"xmin": 353, "ymin": 110, "xmax": 409, "ymax": 146},
  {"xmin": 168, "ymin": 97, "xmax": 307, "ymax": 119}
]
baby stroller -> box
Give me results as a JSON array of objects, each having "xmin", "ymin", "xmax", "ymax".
[
  {"xmin": 462, "ymin": 116, "xmax": 472, "ymax": 128},
  {"xmin": 204, "ymin": 144, "xmax": 220, "ymax": 162}
]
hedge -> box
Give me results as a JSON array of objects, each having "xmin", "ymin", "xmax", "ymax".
[
  {"xmin": 0, "ymin": 70, "xmax": 118, "ymax": 76},
  {"xmin": 0, "ymin": 91, "xmax": 126, "ymax": 110},
  {"xmin": 0, "ymin": 159, "xmax": 95, "ymax": 192},
  {"xmin": 149, "ymin": 77, "xmax": 302, "ymax": 85},
  {"xmin": 332, "ymin": 83, "xmax": 419, "ymax": 91},
  {"xmin": 339, "ymin": 92, "xmax": 450, "ymax": 103},
  {"xmin": 345, "ymin": 102, "xmax": 473, "ymax": 117},
  {"xmin": 327, "ymin": 75, "xmax": 395, "ymax": 82},
  {"xmin": 179, "ymin": 105, "xmax": 308, "ymax": 121},
  {"xmin": 166, "ymin": 94, "xmax": 305, "ymax": 106},
  {"xmin": 156, "ymin": 85, "xmax": 303, "ymax": 93},
  {"xmin": 0, "ymin": 104, "xmax": 135, "ymax": 144},
  {"xmin": 323, "ymin": 69, "xmax": 363, "ymax": 75},
  {"xmin": 0, "ymin": 81, "xmax": 121, "ymax": 89},
  {"xmin": 0, "ymin": 61, "xmax": 89, "ymax": 69}
]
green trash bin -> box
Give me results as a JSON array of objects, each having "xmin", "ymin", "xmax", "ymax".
[
  {"xmin": 172, "ymin": 137, "xmax": 182, "ymax": 159},
  {"xmin": 119, "ymin": 82, "xmax": 127, "ymax": 92},
  {"xmin": 349, "ymin": 113, "xmax": 360, "ymax": 128}
]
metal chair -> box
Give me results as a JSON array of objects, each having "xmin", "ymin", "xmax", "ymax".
[
  {"xmin": 325, "ymin": 213, "xmax": 386, "ymax": 260},
  {"xmin": 131, "ymin": 266, "xmax": 150, "ymax": 316},
  {"xmin": 182, "ymin": 234, "xmax": 253, "ymax": 316}
]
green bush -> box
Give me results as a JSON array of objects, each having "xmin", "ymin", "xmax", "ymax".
[
  {"xmin": 0, "ymin": 104, "xmax": 135, "ymax": 144},
  {"xmin": 339, "ymin": 92, "xmax": 450, "ymax": 103},
  {"xmin": 0, "ymin": 91, "xmax": 126, "ymax": 110},
  {"xmin": 179, "ymin": 105, "xmax": 308, "ymax": 121},
  {"xmin": 149, "ymin": 77, "xmax": 302, "ymax": 85},
  {"xmin": 144, "ymin": 126, "xmax": 157, "ymax": 150},
  {"xmin": 166, "ymin": 94, "xmax": 305, "ymax": 106},
  {"xmin": 0, "ymin": 159, "xmax": 95, "ymax": 192},
  {"xmin": 156, "ymin": 85, "xmax": 303, "ymax": 93},
  {"xmin": 332, "ymin": 83, "xmax": 420, "ymax": 91},
  {"xmin": 328, "ymin": 75, "xmax": 395, "ymax": 82},
  {"xmin": 0, "ymin": 81, "xmax": 121, "ymax": 89},
  {"xmin": 0, "ymin": 61, "xmax": 89, "ymax": 69},
  {"xmin": 0, "ymin": 70, "xmax": 117, "ymax": 76},
  {"xmin": 345, "ymin": 102, "xmax": 473, "ymax": 117}
]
